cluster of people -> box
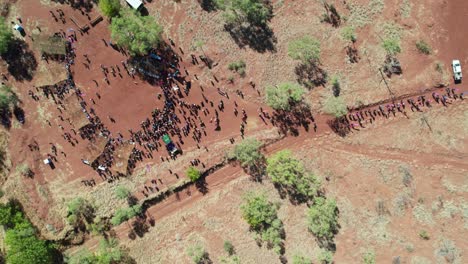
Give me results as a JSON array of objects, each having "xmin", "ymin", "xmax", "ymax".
[{"xmin": 342, "ymin": 87, "xmax": 465, "ymax": 131}]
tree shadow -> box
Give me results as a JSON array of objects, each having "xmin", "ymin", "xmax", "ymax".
[
  {"xmin": 382, "ymin": 55, "xmax": 402, "ymax": 78},
  {"xmin": 224, "ymin": 22, "xmax": 277, "ymax": 53},
  {"xmin": 132, "ymin": 217, "xmax": 149, "ymax": 238},
  {"xmin": 2, "ymin": 39, "xmax": 37, "ymax": 82},
  {"xmin": 51, "ymin": 0, "xmax": 95, "ymax": 12},
  {"xmin": 271, "ymin": 103, "xmax": 314, "ymax": 136},
  {"xmin": 327, "ymin": 117, "xmax": 350, "ymax": 137},
  {"xmin": 195, "ymin": 177, "xmax": 209, "ymax": 195},
  {"xmin": 345, "ymin": 46, "xmax": 360, "ymax": 63},
  {"xmin": 294, "ymin": 62, "xmax": 327, "ymax": 89},
  {"xmin": 198, "ymin": 0, "xmax": 217, "ymax": 12}
]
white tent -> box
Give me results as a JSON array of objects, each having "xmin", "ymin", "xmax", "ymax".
[{"xmin": 126, "ymin": 0, "xmax": 143, "ymax": 9}]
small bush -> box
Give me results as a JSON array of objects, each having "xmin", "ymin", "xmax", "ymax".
[
  {"xmin": 288, "ymin": 36, "xmax": 321, "ymax": 64},
  {"xmin": 15, "ymin": 163, "xmax": 31, "ymax": 176},
  {"xmin": 322, "ymin": 95, "xmax": 347, "ymax": 117},
  {"xmin": 363, "ymin": 250, "xmax": 376, "ymax": 264},
  {"xmin": 223, "ymin": 240, "xmax": 235, "ymax": 255},
  {"xmin": 382, "ymin": 38, "xmax": 401, "ymax": 56},
  {"xmin": 292, "ymin": 253, "xmax": 312, "ymax": 264},
  {"xmin": 186, "ymin": 244, "xmax": 209, "ymax": 264},
  {"xmin": 341, "ymin": 26, "xmax": 357, "ymax": 43},
  {"xmin": 228, "ymin": 60, "xmax": 246, "ymax": 76},
  {"xmin": 416, "ymin": 40, "xmax": 431, "ymax": 55},
  {"xmin": 330, "ymin": 75, "xmax": 341, "ymax": 97},
  {"xmin": 186, "ymin": 166, "xmax": 201, "ymax": 182},
  {"xmin": 419, "ymin": 230, "xmax": 430, "ymax": 240},
  {"xmin": 317, "ymin": 249, "xmax": 333, "ymax": 264}
]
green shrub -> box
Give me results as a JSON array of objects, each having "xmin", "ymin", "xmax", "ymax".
[
  {"xmin": 322, "ymin": 95, "xmax": 347, "ymax": 117},
  {"xmin": 317, "ymin": 249, "xmax": 333, "ymax": 264},
  {"xmin": 382, "ymin": 38, "xmax": 401, "ymax": 56},
  {"xmin": 362, "ymin": 250, "xmax": 375, "ymax": 264},
  {"xmin": 415, "ymin": 40, "xmax": 431, "ymax": 55},
  {"xmin": 266, "ymin": 150, "xmax": 320, "ymax": 201},
  {"xmin": 292, "ymin": 253, "xmax": 312, "ymax": 264},
  {"xmin": 98, "ymin": 0, "xmax": 121, "ymax": 18},
  {"xmin": 240, "ymin": 192, "xmax": 283, "ymax": 254},
  {"xmin": 228, "ymin": 60, "xmax": 246, "ymax": 76},
  {"xmin": 214, "ymin": 0, "xmax": 270, "ymax": 25},
  {"xmin": 223, "ymin": 240, "xmax": 235, "ymax": 255},
  {"xmin": 265, "ymin": 82, "xmax": 305, "ymax": 111},
  {"xmin": 341, "ymin": 26, "xmax": 357, "ymax": 43},
  {"xmin": 419, "ymin": 230, "xmax": 430, "ymax": 240},
  {"xmin": 186, "ymin": 166, "xmax": 201, "ymax": 182},
  {"xmin": 115, "ymin": 186, "xmax": 131, "ymax": 200},
  {"xmin": 186, "ymin": 244, "xmax": 209, "ymax": 264},
  {"xmin": 307, "ymin": 197, "xmax": 339, "ymax": 241},
  {"xmin": 229, "ymin": 138, "xmax": 263, "ymax": 168},
  {"xmin": 288, "ymin": 36, "xmax": 321, "ymax": 64},
  {"xmin": 66, "ymin": 197, "xmax": 95, "ymax": 226},
  {"xmin": 0, "ymin": 17, "xmax": 13, "ymax": 55}
]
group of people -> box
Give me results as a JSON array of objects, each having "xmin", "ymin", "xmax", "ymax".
[{"xmin": 341, "ymin": 87, "xmax": 465, "ymax": 131}]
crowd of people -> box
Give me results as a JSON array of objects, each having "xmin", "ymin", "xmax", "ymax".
[{"xmin": 330, "ymin": 87, "xmax": 465, "ymax": 134}]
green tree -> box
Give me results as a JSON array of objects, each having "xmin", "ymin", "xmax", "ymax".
[
  {"xmin": 229, "ymin": 138, "xmax": 263, "ymax": 168},
  {"xmin": 186, "ymin": 244, "xmax": 209, "ymax": 264},
  {"xmin": 0, "ymin": 17, "xmax": 13, "ymax": 55},
  {"xmin": 110, "ymin": 9, "xmax": 163, "ymax": 56},
  {"xmin": 240, "ymin": 192, "xmax": 283, "ymax": 254},
  {"xmin": 322, "ymin": 95, "xmax": 347, "ymax": 117},
  {"xmin": 265, "ymin": 82, "xmax": 305, "ymax": 111},
  {"xmin": 266, "ymin": 150, "xmax": 320, "ymax": 201},
  {"xmin": 292, "ymin": 253, "xmax": 312, "ymax": 264},
  {"xmin": 115, "ymin": 186, "xmax": 131, "ymax": 200},
  {"xmin": 382, "ymin": 38, "xmax": 401, "ymax": 56},
  {"xmin": 0, "ymin": 85, "xmax": 19, "ymax": 110},
  {"xmin": 0, "ymin": 201, "xmax": 55, "ymax": 264},
  {"xmin": 215, "ymin": 0, "xmax": 270, "ymax": 25},
  {"xmin": 5, "ymin": 230, "xmax": 54, "ymax": 264},
  {"xmin": 67, "ymin": 197, "xmax": 95, "ymax": 226},
  {"xmin": 307, "ymin": 197, "xmax": 339, "ymax": 241},
  {"xmin": 241, "ymin": 193, "xmax": 278, "ymax": 229},
  {"xmin": 186, "ymin": 166, "xmax": 201, "ymax": 182},
  {"xmin": 341, "ymin": 26, "xmax": 357, "ymax": 43},
  {"xmin": 288, "ymin": 36, "xmax": 321, "ymax": 64},
  {"xmin": 99, "ymin": 0, "xmax": 121, "ymax": 18}
]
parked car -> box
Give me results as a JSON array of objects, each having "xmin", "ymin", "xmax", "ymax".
[{"xmin": 452, "ymin": 60, "xmax": 462, "ymax": 83}]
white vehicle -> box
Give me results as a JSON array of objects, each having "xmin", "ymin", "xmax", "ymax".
[{"xmin": 452, "ymin": 60, "xmax": 462, "ymax": 83}]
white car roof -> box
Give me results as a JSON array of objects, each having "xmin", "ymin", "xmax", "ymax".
[
  {"xmin": 126, "ymin": 0, "xmax": 143, "ymax": 9},
  {"xmin": 453, "ymin": 60, "xmax": 460, "ymax": 64}
]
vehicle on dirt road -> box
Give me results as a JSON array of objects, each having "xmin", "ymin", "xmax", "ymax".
[
  {"xmin": 452, "ymin": 60, "xmax": 462, "ymax": 83},
  {"xmin": 162, "ymin": 134, "xmax": 179, "ymax": 157}
]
